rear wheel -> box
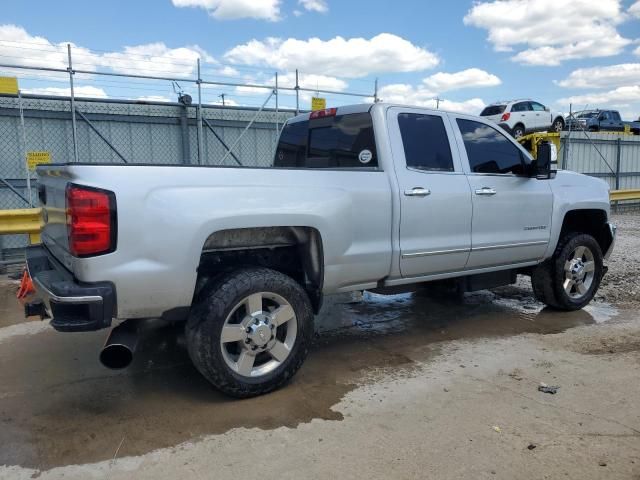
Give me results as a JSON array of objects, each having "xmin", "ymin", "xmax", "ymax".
[
  {"xmin": 186, "ymin": 267, "xmax": 314, "ymax": 398},
  {"xmin": 512, "ymin": 124, "xmax": 525, "ymax": 138},
  {"xmin": 531, "ymin": 233, "xmax": 604, "ymax": 310}
]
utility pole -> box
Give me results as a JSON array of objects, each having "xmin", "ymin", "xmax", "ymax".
[
  {"xmin": 219, "ymin": 94, "xmax": 226, "ymax": 107},
  {"xmin": 435, "ymin": 97, "xmax": 440, "ymax": 109}
]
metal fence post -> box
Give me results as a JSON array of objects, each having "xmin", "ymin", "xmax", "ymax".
[
  {"xmin": 179, "ymin": 104, "xmax": 191, "ymax": 164},
  {"xmin": 615, "ymin": 137, "xmax": 621, "ymax": 191},
  {"xmin": 374, "ymin": 78, "xmax": 378, "ymax": 103},
  {"xmin": 275, "ymin": 71, "xmax": 279, "ymax": 138},
  {"xmin": 196, "ymin": 58, "xmax": 203, "ymax": 165},
  {"xmin": 562, "ymin": 103, "xmax": 572, "ymax": 170},
  {"xmin": 295, "ymin": 69, "xmax": 299, "ymax": 115},
  {"xmin": 17, "ymin": 90, "xmax": 32, "ymax": 206},
  {"xmin": 67, "ymin": 44, "xmax": 79, "ymax": 163}
]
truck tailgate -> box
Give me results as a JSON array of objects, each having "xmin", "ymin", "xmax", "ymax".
[{"xmin": 38, "ymin": 167, "xmax": 74, "ymax": 270}]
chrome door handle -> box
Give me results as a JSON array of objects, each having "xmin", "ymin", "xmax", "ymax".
[
  {"xmin": 475, "ymin": 187, "xmax": 497, "ymax": 196},
  {"xmin": 404, "ymin": 187, "xmax": 431, "ymax": 197}
]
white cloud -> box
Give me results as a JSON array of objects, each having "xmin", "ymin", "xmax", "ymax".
[
  {"xmin": 464, "ymin": 0, "xmax": 631, "ymax": 65},
  {"xmin": 556, "ymin": 63, "xmax": 640, "ymax": 89},
  {"xmin": 557, "ymin": 86, "xmax": 640, "ymax": 112},
  {"xmin": 23, "ymin": 86, "xmax": 108, "ymax": 98},
  {"xmin": 102, "ymin": 43, "xmax": 209, "ymax": 77},
  {"xmin": 629, "ymin": 1, "xmax": 640, "ymax": 17},
  {"xmin": 224, "ymin": 34, "xmax": 439, "ymax": 78},
  {"xmin": 374, "ymin": 83, "xmax": 485, "ymax": 114},
  {"xmin": 298, "ymin": 0, "xmax": 328, "ymax": 13},
  {"xmin": 171, "ymin": 0, "xmax": 281, "ymax": 21},
  {"xmin": 136, "ymin": 95, "xmax": 172, "ymax": 102},
  {"xmin": 423, "ymin": 68, "xmax": 501, "ymax": 92},
  {"xmin": 233, "ymin": 72, "xmax": 347, "ymax": 97},
  {"xmin": 281, "ymin": 72, "xmax": 347, "ymax": 91},
  {"xmin": 0, "ymin": 24, "xmax": 99, "ymax": 72},
  {"xmin": 0, "ymin": 25, "xmax": 212, "ymax": 78},
  {"xmin": 635, "ymin": 45, "xmax": 640, "ymax": 56}
]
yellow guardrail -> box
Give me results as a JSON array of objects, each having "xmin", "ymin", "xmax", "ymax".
[
  {"xmin": 0, "ymin": 190, "xmax": 637, "ymax": 248},
  {"xmin": 0, "ymin": 207, "xmax": 43, "ymax": 244},
  {"xmin": 610, "ymin": 189, "xmax": 640, "ymax": 202}
]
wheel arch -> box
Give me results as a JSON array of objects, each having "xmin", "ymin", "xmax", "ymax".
[
  {"xmin": 196, "ymin": 226, "xmax": 325, "ymax": 313},
  {"xmin": 558, "ymin": 209, "xmax": 612, "ymax": 256}
]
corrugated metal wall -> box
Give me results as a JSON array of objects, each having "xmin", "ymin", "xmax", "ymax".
[
  {"xmin": 0, "ymin": 94, "xmax": 295, "ymax": 258},
  {"xmin": 560, "ymin": 131, "xmax": 640, "ymax": 190}
]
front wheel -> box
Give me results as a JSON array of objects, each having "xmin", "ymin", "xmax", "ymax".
[
  {"xmin": 551, "ymin": 117, "xmax": 564, "ymax": 132},
  {"xmin": 531, "ymin": 233, "xmax": 604, "ymax": 310},
  {"xmin": 186, "ymin": 267, "xmax": 314, "ymax": 398}
]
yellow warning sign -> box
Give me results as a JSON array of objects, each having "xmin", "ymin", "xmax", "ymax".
[
  {"xmin": 0, "ymin": 77, "xmax": 19, "ymax": 95},
  {"xmin": 311, "ymin": 97, "xmax": 326, "ymax": 111},
  {"xmin": 27, "ymin": 151, "xmax": 51, "ymax": 171}
]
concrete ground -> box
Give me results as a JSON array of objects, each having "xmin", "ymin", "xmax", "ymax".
[{"xmin": 1, "ymin": 214, "xmax": 639, "ymax": 480}]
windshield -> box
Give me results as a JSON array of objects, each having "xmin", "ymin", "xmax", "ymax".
[
  {"xmin": 480, "ymin": 105, "xmax": 506, "ymax": 116},
  {"xmin": 576, "ymin": 111, "xmax": 599, "ymax": 119}
]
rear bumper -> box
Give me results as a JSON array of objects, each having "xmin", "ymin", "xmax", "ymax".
[{"xmin": 25, "ymin": 245, "xmax": 116, "ymax": 332}]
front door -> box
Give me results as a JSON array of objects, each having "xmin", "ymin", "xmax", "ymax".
[
  {"xmin": 530, "ymin": 101, "xmax": 550, "ymax": 131},
  {"xmin": 453, "ymin": 118, "xmax": 553, "ymax": 269},
  {"xmin": 388, "ymin": 108, "xmax": 472, "ymax": 277}
]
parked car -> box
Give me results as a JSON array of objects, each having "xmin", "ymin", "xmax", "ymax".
[
  {"xmin": 565, "ymin": 109, "xmax": 640, "ymax": 135},
  {"xmin": 27, "ymin": 103, "xmax": 615, "ymax": 398},
  {"xmin": 480, "ymin": 99, "xmax": 565, "ymax": 138}
]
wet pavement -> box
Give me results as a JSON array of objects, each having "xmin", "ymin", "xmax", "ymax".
[{"xmin": 0, "ymin": 278, "xmax": 620, "ymax": 471}]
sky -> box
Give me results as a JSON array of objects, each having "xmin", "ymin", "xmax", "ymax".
[{"xmin": 1, "ymin": 0, "xmax": 639, "ymax": 118}]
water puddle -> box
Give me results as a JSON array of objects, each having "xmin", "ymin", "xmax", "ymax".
[{"xmin": 0, "ymin": 282, "xmax": 620, "ymax": 470}]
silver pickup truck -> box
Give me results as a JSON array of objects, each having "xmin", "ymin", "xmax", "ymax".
[{"xmin": 27, "ymin": 103, "xmax": 616, "ymax": 397}]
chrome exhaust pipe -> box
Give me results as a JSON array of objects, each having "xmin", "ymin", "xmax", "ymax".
[{"xmin": 99, "ymin": 321, "xmax": 138, "ymax": 370}]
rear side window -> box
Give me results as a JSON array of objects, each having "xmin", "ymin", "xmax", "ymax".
[
  {"xmin": 457, "ymin": 119, "xmax": 526, "ymax": 175},
  {"xmin": 480, "ymin": 105, "xmax": 506, "ymax": 116},
  {"xmin": 274, "ymin": 113, "xmax": 377, "ymax": 169},
  {"xmin": 398, "ymin": 113, "xmax": 454, "ymax": 172},
  {"xmin": 511, "ymin": 102, "xmax": 531, "ymax": 112}
]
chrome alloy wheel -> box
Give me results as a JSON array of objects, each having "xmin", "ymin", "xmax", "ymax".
[
  {"xmin": 220, "ymin": 292, "xmax": 297, "ymax": 378},
  {"xmin": 563, "ymin": 245, "xmax": 595, "ymax": 299}
]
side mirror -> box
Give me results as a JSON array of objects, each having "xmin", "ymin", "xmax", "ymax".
[{"xmin": 532, "ymin": 142, "xmax": 556, "ymax": 179}]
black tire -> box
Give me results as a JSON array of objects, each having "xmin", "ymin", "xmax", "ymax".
[
  {"xmin": 531, "ymin": 233, "xmax": 604, "ymax": 311},
  {"xmin": 186, "ymin": 267, "xmax": 314, "ymax": 398},
  {"xmin": 550, "ymin": 117, "xmax": 564, "ymax": 133},
  {"xmin": 512, "ymin": 124, "xmax": 525, "ymax": 138}
]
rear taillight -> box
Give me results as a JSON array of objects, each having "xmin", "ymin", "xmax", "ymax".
[
  {"xmin": 66, "ymin": 185, "xmax": 116, "ymax": 257},
  {"xmin": 309, "ymin": 108, "xmax": 337, "ymax": 120},
  {"xmin": 501, "ymin": 112, "xmax": 511, "ymax": 122}
]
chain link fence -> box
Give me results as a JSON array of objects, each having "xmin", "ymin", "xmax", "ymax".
[{"xmin": 0, "ymin": 45, "xmax": 376, "ymax": 262}]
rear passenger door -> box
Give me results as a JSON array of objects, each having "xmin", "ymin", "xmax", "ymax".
[
  {"xmin": 530, "ymin": 102, "xmax": 550, "ymax": 130},
  {"xmin": 388, "ymin": 108, "xmax": 472, "ymax": 278}
]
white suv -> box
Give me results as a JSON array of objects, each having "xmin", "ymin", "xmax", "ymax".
[{"xmin": 480, "ymin": 99, "xmax": 565, "ymax": 138}]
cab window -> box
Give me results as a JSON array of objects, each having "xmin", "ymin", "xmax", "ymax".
[
  {"xmin": 398, "ymin": 113, "xmax": 454, "ymax": 172},
  {"xmin": 457, "ymin": 119, "xmax": 528, "ymax": 175},
  {"xmin": 511, "ymin": 102, "xmax": 531, "ymax": 112},
  {"xmin": 275, "ymin": 113, "xmax": 378, "ymax": 169}
]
